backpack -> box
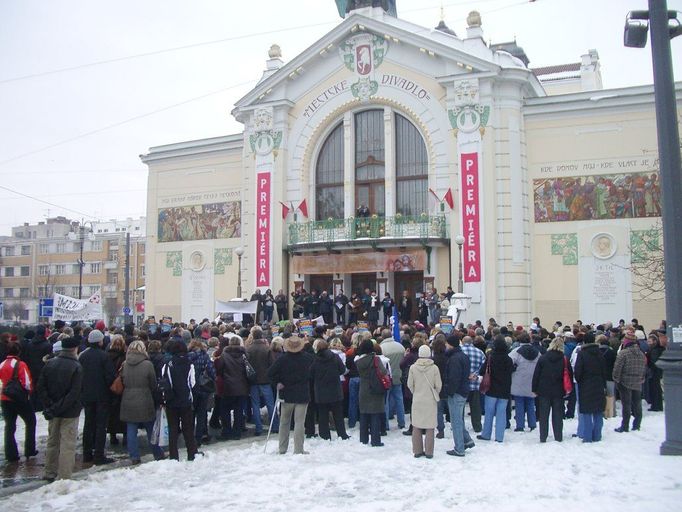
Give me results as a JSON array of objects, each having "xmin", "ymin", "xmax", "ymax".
[
  {"xmin": 1, "ymin": 361, "xmax": 29, "ymax": 403},
  {"xmin": 158, "ymin": 363, "xmax": 176, "ymax": 403}
]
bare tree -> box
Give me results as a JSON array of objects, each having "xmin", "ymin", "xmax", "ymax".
[
  {"xmin": 630, "ymin": 221, "xmax": 665, "ymax": 300},
  {"xmin": 7, "ymin": 300, "xmax": 27, "ymax": 323},
  {"xmin": 103, "ymin": 297, "xmax": 120, "ymax": 325}
]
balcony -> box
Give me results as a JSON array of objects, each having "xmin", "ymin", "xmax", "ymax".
[
  {"xmin": 287, "ymin": 214, "xmax": 448, "ymax": 251},
  {"xmin": 103, "ymin": 259, "xmax": 118, "ymax": 270}
]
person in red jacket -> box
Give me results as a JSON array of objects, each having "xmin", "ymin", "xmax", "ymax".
[{"xmin": 0, "ymin": 341, "xmax": 37, "ymax": 462}]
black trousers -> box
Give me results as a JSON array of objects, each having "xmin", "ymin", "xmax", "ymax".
[
  {"xmin": 467, "ymin": 390, "xmax": 482, "ymax": 432},
  {"xmin": 305, "ymin": 401, "xmax": 318, "ymax": 436},
  {"xmin": 565, "ymin": 387, "xmax": 576, "ymax": 418},
  {"xmin": 618, "ymin": 383, "xmax": 643, "ymax": 430},
  {"xmin": 537, "ymin": 396, "xmax": 564, "ymax": 442},
  {"xmin": 277, "ymin": 308, "xmax": 288, "ymax": 321},
  {"xmin": 648, "ymin": 375, "xmax": 663, "ymax": 411},
  {"xmin": 317, "ymin": 400, "xmax": 348, "ymax": 440},
  {"xmin": 2, "ymin": 399, "xmax": 36, "ymax": 461},
  {"xmin": 359, "ymin": 412, "xmax": 382, "ymax": 446},
  {"xmin": 336, "ymin": 309, "xmax": 345, "ymax": 326},
  {"xmin": 166, "ymin": 405, "xmax": 197, "ymax": 461},
  {"xmin": 82, "ymin": 401, "xmax": 109, "ymax": 460}
]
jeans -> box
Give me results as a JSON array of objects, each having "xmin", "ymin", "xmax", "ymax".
[
  {"xmin": 82, "ymin": 401, "xmax": 109, "ymax": 460},
  {"xmin": 385, "ymin": 384, "xmax": 405, "ymax": 429},
  {"xmin": 537, "ymin": 396, "xmax": 564, "ymax": 442},
  {"xmin": 447, "ymin": 393, "xmax": 472, "ymax": 454},
  {"xmin": 278, "ymin": 402, "xmax": 308, "ymax": 454},
  {"xmin": 263, "ymin": 307, "xmax": 274, "ymax": 323},
  {"xmin": 193, "ymin": 391, "xmax": 209, "ymax": 441},
  {"xmin": 336, "ymin": 309, "xmax": 345, "ymax": 326},
  {"xmin": 348, "ymin": 377, "xmax": 360, "ymax": 428},
  {"xmin": 575, "ymin": 383, "xmax": 584, "ymax": 438},
  {"xmin": 250, "ymin": 384, "xmax": 277, "ymax": 434},
  {"xmin": 513, "ymin": 395, "xmax": 537, "ymax": 430},
  {"xmin": 2, "ymin": 399, "xmax": 36, "ymax": 461},
  {"xmin": 359, "ymin": 412, "xmax": 382, "ymax": 446},
  {"xmin": 618, "ymin": 383, "xmax": 643, "ymax": 431},
  {"xmin": 126, "ymin": 421, "xmax": 164, "ymax": 460},
  {"xmin": 481, "ymin": 395, "xmax": 508, "ymax": 442},
  {"xmin": 580, "ymin": 413, "xmax": 603, "ymax": 442}
]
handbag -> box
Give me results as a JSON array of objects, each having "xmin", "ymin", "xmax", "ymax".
[
  {"xmin": 563, "ymin": 357, "xmax": 573, "ymax": 396},
  {"xmin": 422, "ymin": 370, "xmax": 441, "ymax": 403},
  {"xmin": 110, "ymin": 364, "xmax": 124, "ymax": 396},
  {"xmin": 2, "ymin": 361, "xmax": 29, "ymax": 403},
  {"xmin": 243, "ymin": 355, "xmax": 257, "ymax": 385},
  {"xmin": 372, "ymin": 356, "xmax": 392, "ymax": 392},
  {"xmin": 198, "ymin": 367, "xmax": 216, "ymax": 394},
  {"xmin": 479, "ymin": 356, "xmax": 492, "ymax": 395}
]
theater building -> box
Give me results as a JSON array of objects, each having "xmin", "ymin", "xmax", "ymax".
[{"xmin": 141, "ymin": 3, "xmax": 677, "ymax": 328}]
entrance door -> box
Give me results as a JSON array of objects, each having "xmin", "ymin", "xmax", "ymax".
[
  {"xmin": 309, "ymin": 274, "xmax": 333, "ymax": 295},
  {"xmin": 393, "ymin": 271, "xmax": 424, "ymax": 321}
]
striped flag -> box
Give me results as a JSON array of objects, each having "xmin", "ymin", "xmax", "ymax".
[{"xmin": 392, "ymin": 304, "xmax": 400, "ymax": 342}]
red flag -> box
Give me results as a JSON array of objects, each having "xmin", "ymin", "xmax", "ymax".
[
  {"xmin": 280, "ymin": 202, "xmax": 290, "ymax": 220},
  {"xmin": 443, "ymin": 188, "xmax": 454, "ymax": 209},
  {"xmin": 298, "ymin": 199, "xmax": 308, "ymax": 218}
]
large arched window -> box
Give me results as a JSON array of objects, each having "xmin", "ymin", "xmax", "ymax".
[
  {"xmin": 315, "ymin": 123, "xmax": 344, "ymax": 220},
  {"xmin": 395, "ymin": 114, "xmax": 428, "ymax": 216},
  {"xmin": 355, "ymin": 110, "xmax": 385, "ymax": 216}
]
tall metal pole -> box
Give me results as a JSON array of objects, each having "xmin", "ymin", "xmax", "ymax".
[
  {"xmin": 237, "ymin": 253, "xmax": 243, "ymax": 298},
  {"xmin": 647, "ymin": 0, "xmax": 682, "ymax": 456},
  {"xmin": 124, "ymin": 232, "xmax": 131, "ymax": 325},
  {"xmin": 78, "ymin": 226, "xmax": 84, "ymax": 299}
]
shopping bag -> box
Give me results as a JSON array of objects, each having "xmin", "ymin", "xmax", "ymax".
[
  {"xmin": 152, "ymin": 406, "xmax": 170, "ymax": 447},
  {"xmin": 604, "ymin": 395, "xmax": 615, "ymax": 419}
]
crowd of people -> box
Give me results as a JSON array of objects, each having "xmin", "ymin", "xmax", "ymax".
[{"xmin": 0, "ymin": 305, "xmax": 667, "ymax": 481}]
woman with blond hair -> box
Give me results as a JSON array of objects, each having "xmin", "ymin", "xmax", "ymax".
[
  {"xmin": 532, "ymin": 337, "xmax": 572, "ymax": 443},
  {"xmin": 121, "ymin": 340, "xmax": 165, "ymax": 464}
]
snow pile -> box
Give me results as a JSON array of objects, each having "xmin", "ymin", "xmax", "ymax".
[{"xmin": 3, "ymin": 411, "xmax": 681, "ymax": 512}]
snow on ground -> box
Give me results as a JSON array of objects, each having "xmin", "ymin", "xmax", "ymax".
[{"xmin": 2, "ymin": 410, "xmax": 681, "ymax": 512}]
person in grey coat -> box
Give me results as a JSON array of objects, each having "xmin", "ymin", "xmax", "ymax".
[
  {"xmin": 120, "ymin": 341, "xmax": 165, "ymax": 463},
  {"xmin": 355, "ymin": 339, "xmax": 388, "ymax": 447},
  {"xmin": 509, "ymin": 337, "xmax": 540, "ymax": 431},
  {"xmin": 380, "ymin": 330, "xmax": 406, "ymax": 431}
]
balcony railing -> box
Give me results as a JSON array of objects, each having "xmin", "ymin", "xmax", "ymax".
[{"xmin": 288, "ymin": 214, "xmax": 448, "ymax": 247}]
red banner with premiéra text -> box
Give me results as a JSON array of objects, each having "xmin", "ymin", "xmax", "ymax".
[
  {"xmin": 256, "ymin": 172, "xmax": 271, "ymax": 287},
  {"xmin": 460, "ymin": 152, "xmax": 481, "ymax": 283}
]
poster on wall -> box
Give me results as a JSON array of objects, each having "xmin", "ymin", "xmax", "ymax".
[
  {"xmin": 157, "ymin": 201, "xmax": 241, "ymax": 242},
  {"xmin": 533, "ymin": 172, "xmax": 661, "ymax": 223}
]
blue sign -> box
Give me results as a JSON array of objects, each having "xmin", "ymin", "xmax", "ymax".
[
  {"xmin": 122, "ymin": 307, "xmax": 131, "ymax": 315},
  {"xmin": 39, "ymin": 298, "xmax": 54, "ymax": 318}
]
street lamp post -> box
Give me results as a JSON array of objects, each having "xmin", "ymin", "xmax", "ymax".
[
  {"xmin": 69, "ymin": 221, "xmax": 94, "ymax": 300},
  {"xmin": 455, "ymin": 234, "xmax": 465, "ymax": 293},
  {"xmin": 624, "ymin": 2, "xmax": 682, "ymax": 456},
  {"xmin": 235, "ymin": 246, "xmax": 244, "ymax": 298}
]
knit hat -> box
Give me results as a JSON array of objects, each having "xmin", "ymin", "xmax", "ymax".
[
  {"xmin": 61, "ymin": 336, "xmax": 80, "ymax": 349},
  {"xmin": 95, "ymin": 320, "xmax": 106, "ymax": 331},
  {"xmin": 418, "ymin": 345, "xmax": 431, "ymax": 358},
  {"xmin": 54, "ymin": 320, "xmax": 66, "ymax": 330},
  {"xmin": 52, "ymin": 340, "xmax": 63, "ymax": 353},
  {"xmin": 623, "ymin": 330, "xmax": 637, "ymax": 343},
  {"xmin": 88, "ymin": 329, "xmax": 104, "ymax": 344}
]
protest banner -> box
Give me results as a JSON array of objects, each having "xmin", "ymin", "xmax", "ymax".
[{"xmin": 52, "ymin": 292, "xmax": 102, "ymax": 322}]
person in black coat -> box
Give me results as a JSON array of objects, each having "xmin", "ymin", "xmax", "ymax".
[
  {"xmin": 162, "ymin": 341, "xmax": 198, "ymax": 461},
  {"xmin": 479, "ymin": 335, "xmax": 513, "ymax": 442},
  {"xmin": 23, "ymin": 325, "xmax": 52, "ymax": 412},
  {"xmin": 275, "ymin": 289, "xmax": 288, "ymax": 322},
  {"xmin": 319, "ymin": 291, "xmax": 334, "ymax": 325},
  {"xmin": 37, "ymin": 337, "xmax": 83, "ymax": 481},
  {"xmin": 598, "ymin": 335, "xmax": 617, "ymax": 417},
  {"xmin": 398, "ymin": 291, "xmax": 412, "ymax": 323},
  {"xmin": 78, "ymin": 330, "xmax": 116, "ymax": 465},
  {"xmin": 646, "ymin": 333, "xmax": 665, "ymax": 411},
  {"xmin": 532, "ymin": 338, "xmax": 571, "ymax": 442},
  {"xmin": 334, "ymin": 290, "xmax": 348, "ymax": 326},
  {"xmin": 574, "ymin": 335, "xmax": 606, "ymax": 443},
  {"xmin": 310, "ymin": 341, "xmax": 349, "ymax": 440},
  {"xmin": 268, "ymin": 336, "xmax": 314, "ymax": 454}
]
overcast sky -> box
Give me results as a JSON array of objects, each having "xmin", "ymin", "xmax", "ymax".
[{"xmin": 0, "ymin": 0, "xmax": 680, "ymax": 234}]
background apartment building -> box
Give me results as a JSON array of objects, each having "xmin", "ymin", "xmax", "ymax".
[{"xmin": 0, "ymin": 216, "xmax": 146, "ymax": 325}]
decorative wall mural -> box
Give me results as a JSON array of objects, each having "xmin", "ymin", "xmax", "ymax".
[
  {"xmin": 214, "ymin": 248, "xmax": 233, "ymax": 275},
  {"xmin": 533, "ymin": 172, "xmax": 661, "ymax": 223},
  {"xmin": 157, "ymin": 201, "xmax": 241, "ymax": 242},
  {"xmin": 550, "ymin": 234, "xmax": 578, "ymax": 265},
  {"xmin": 165, "ymin": 251, "xmax": 182, "ymax": 276}
]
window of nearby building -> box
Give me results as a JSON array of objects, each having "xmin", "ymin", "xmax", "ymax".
[
  {"xmin": 90, "ymin": 262, "xmax": 101, "ymax": 274},
  {"xmin": 20, "ymin": 266, "xmax": 29, "ymax": 277},
  {"xmin": 355, "ymin": 109, "xmax": 386, "ymax": 216},
  {"xmin": 90, "ymin": 240, "xmax": 102, "ymax": 251},
  {"xmin": 56, "ymin": 243, "xmax": 65, "ymax": 254},
  {"xmin": 141, "ymin": 264, "xmax": 146, "ymax": 277},
  {"xmin": 107, "ymin": 271, "xmax": 118, "ymax": 284},
  {"xmin": 3, "ymin": 246, "xmax": 15, "ymax": 257},
  {"xmin": 4, "ymin": 267, "xmax": 14, "ymax": 277},
  {"xmin": 19, "ymin": 309, "xmax": 29, "ymax": 321},
  {"xmin": 38, "ymin": 286, "xmax": 47, "ymax": 297},
  {"xmin": 71, "ymin": 286, "xmax": 80, "ymax": 297},
  {"xmin": 315, "ymin": 123, "xmax": 345, "ymax": 221},
  {"xmin": 21, "ymin": 245, "xmax": 31, "ymax": 256},
  {"xmin": 4, "ymin": 288, "xmax": 14, "ymax": 298},
  {"xmin": 39, "ymin": 243, "xmax": 49, "ymax": 254},
  {"xmin": 55, "ymin": 286, "xmax": 65, "ymax": 295},
  {"xmin": 19, "ymin": 288, "xmax": 29, "ymax": 298},
  {"xmin": 88, "ymin": 285, "xmax": 100, "ymax": 296},
  {"xmin": 72, "ymin": 264, "xmax": 81, "ymax": 275},
  {"xmin": 39, "ymin": 265, "xmax": 49, "ymax": 276},
  {"xmin": 55, "ymin": 264, "xmax": 66, "ymax": 275},
  {"xmin": 135, "ymin": 226, "xmax": 140, "ymax": 231}
]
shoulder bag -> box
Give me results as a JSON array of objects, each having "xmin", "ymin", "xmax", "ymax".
[{"xmin": 479, "ymin": 356, "xmax": 492, "ymax": 395}]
